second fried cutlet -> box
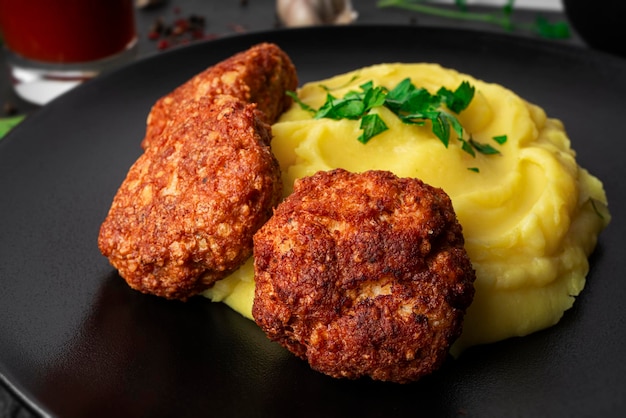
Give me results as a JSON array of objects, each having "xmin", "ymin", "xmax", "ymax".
[{"xmin": 98, "ymin": 95, "xmax": 283, "ymax": 300}]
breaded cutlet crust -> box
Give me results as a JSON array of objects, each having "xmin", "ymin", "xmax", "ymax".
[
  {"xmin": 99, "ymin": 43, "xmax": 297, "ymax": 300},
  {"xmin": 98, "ymin": 95, "xmax": 282, "ymax": 300},
  {"xmin": 252, "ymin": 169, "xmax": 476, "ymax": 383},
  {"xmin": 143, "ymin": 42, "xmax": 298, "ymax": 149}
]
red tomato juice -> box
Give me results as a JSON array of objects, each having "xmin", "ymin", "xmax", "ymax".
[{"xmin": 0, "ymin": 0, "xmax": 136, "ymax": 63}]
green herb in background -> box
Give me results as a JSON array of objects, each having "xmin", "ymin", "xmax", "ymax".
[
  {"xmin": 288, "ymin": 78, "xmax": 507, "ymax": 157},
  {"xmin": 377, "ymin": 0, "xmax": 570, "ymax": 39},
  {"xmin": 0, "ymin": 115, "xmax": 25, "ymax": 139}
]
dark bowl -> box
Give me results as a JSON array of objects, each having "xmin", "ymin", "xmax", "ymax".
[{"xmin": 562, "ymin": 0, "xmax": 626, "ymax": 57}]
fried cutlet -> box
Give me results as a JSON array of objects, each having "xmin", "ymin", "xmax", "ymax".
[
  {"xmin": 252, "ymin": 169, "xmax": 476, "ymax": 383},
  {"xmin": 98, "ymin": 95, "xmax": 282, "ymax": 300},
  {"xmin": 99, "ymin": 43, "xmax": 297, "ymax": 300}
]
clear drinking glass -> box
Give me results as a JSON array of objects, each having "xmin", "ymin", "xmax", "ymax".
[{"xmin": 0, "ymin": 0, "xmax": 138, "ymax": 105}]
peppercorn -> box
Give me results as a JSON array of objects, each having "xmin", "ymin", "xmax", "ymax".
[
  {"xmin": 156, "ymin": 39, "xmax": 170, "ymax": 50},
  {"xmin": 146, "ymin": 7, "xmax": 248, "ymax": 52},
  {"xmin": 146, "ymin": 7, "xmax": 210, "ymax": 49}
]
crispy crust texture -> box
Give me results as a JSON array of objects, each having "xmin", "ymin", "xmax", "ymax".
[
  {"xmin": 98, "ymin": 43, "xmax": 296, "ymax": 300},
  {"xmin": 252, "ymin": 169, "xmax": 476, "ymax": 383},
  {"xmin": 98, "ymin": 95, "xmax": 283, "ymax": 300},
  {"xmin": 143, "ymin": 42, "xmax": 298, "ymax": 149}
]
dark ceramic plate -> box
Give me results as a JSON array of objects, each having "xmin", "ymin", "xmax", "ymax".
[{"xmin": 1, "ymin": 26, "xmax": 625, "ymax": 418}]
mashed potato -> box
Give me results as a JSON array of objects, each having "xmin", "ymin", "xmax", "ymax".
[{"xmin": 204, "ymin": 63, "xmax": 610, "ymax": 353}]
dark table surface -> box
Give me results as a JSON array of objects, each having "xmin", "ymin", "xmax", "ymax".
[{"xmin": 0, "ymin": 0, "xmax": 607, "ymax": 416}]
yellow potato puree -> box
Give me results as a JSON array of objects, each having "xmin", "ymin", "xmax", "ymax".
[{"xmin": 204, "ymin": 63, "xmax": 610, "ymax": 354}]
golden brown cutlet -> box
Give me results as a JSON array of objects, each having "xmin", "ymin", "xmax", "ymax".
[
  {"xmin": 98, "ymin": 94, "xmax": 283, "ymax": 300},
  {"xmin": 252, "ymin": 169, "xmax": 476, "ymax": 383},
  {"xmin": 98, "ymin": 43, "xmax": 297, "ymax": 301}
]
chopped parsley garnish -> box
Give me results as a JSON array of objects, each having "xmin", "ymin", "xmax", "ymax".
[
  {"xmin": 469, "ymin": 138, "xmax": 500, "ymax": 155},
  {"xmin": 492, "ymin": 134, "xmax": 508, "ymax": 145},
  {"xmin": 359, "ymin": 113, "xmax": 388, "ymax": 144},
  {"xmin": 0, "ymin": 115, "xmax": 25, "ymax": 140},
  {"xmin": 288, "ymin": 78, "xmax": 506, "ymax": 157}
]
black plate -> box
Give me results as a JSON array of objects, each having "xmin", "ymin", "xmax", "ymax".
[{"xmin": 1, "ymin": 26, "xmax": 625, "ymax": 418}]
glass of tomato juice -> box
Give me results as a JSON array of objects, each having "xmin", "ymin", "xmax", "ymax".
[{"xmin": 0, "ymin": 0, "xmax": 137, "ymax": 105}]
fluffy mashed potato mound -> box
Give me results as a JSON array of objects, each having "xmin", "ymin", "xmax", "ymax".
[{"xmin": 204, "ymin": 63, "xmax": 610, "ymax": 353}]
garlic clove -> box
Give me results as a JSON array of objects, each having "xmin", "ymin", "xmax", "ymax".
[{"xmin": 276, "ymin": 0, "xmax": 358, "ymax": 28}]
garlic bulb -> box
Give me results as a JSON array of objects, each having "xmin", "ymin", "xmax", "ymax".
[
  {"xmin": 276, "ymin": 0, "xmax": 358, "ymax": 27},
  {"xmin": 135, "ymin": 0, "xmax": 165, "ymax": 9}
]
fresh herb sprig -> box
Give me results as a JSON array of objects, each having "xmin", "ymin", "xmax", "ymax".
[
  {"xmin": 0, "ymin": 115, "xmax": 25, "ymax": 140},
  {"xmin": 288, "ymin": 78, "xmax": 506, "ymax": 158},
  {"xmin": 377, "ymin": 0, "xmax": 570, "ymax": 39}
]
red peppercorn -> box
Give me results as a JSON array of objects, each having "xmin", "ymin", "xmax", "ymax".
[
  {"xmin": 174, "ymin": 18, "xmax": 188, "ymax": 32},
  {"xmin": 157, "ymin": 39, "xmax": 170, "ymax": 50},
  {"xmin": 147, "ymin": 10, "xmax": 214, "ymax": 52},
  {"xmin": 191, "ymin": 29, "xmax": 204, "ymax": 39}
]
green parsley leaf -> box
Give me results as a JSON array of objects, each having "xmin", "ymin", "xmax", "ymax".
[
  {"xmin": 403, "ymin": 88, "xmax": 440, "ymax": 114},
  {"xmin": 469, "ymin": 138, "xmax": 501, "ymax": 155},
  {"xmin": 362, "ymin": 84, "xmax": 387, "ymax": 112},
  {"xmin": 460, "ymin": 138, "xmax": 476, "ymax": 157},
  {"xmin": 315, "ymin": 93, "xmax": 364, "ymax": 120},
  {"xmin": 358, "ymin": 113, "xmax": 389, "ymax": 144},
  {"xmin": 330, "ymin": 98, "xmax": 365, "ymax": 120},
  {"xmin": 437, "ymin": 81, "xmax": 475, "ymax": 113},
  {"xmin": 467, "ymin": 167, "xmax": 480, "ymax": 173},
  {"xmin": 0, "ymin": 115, "xmax": 25, "ymax": 139},
  {"xmin": 431, "ymin": 112, "xmax": 451, "ymax": 147},
  {"xmin": 313, "ymin": 93, "xmax": 338, "ymax": 119},
  {"xmin": 492, "ymin": 134, "xmax": 508, "ymax": 145},
  {"xmin": 385, "ymin": 78, "xmax": 415, "ymax": 112},
  {"xmin": 444, "ymin": 111, "xmax": 464, "ymax": 140},
  {"xmin": 287, "ymin": 90, "xmax": 316, "ymax": 113}
]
